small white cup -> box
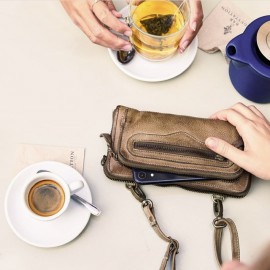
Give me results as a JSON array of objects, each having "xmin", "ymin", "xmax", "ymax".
[{"xmin": 23, "ymin": 171, "xmax": 84, "ymax": 221}]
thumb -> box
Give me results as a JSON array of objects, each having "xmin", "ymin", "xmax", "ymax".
[{"xmin": 205, "ymin": 137, "xmax": 244, "ymax": 166}]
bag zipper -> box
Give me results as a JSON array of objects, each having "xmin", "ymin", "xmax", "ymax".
[
  {"xmin": 100, "ymin": 135, "xmax": 249, "ymax": 198},
  {"xmin": 101, "ymin": 154, "xmax": 133, "ymax": 182},
  {"xmin": 101, "ymin": 155, "xmax": 249, "ymax": 199},
  {"xmin": 162, "ymin": 183, "xmax": 249, "ymax": 199},
  {"xmin": 134, "ymin": 141, "xmax": 226, "ymax": 162}
]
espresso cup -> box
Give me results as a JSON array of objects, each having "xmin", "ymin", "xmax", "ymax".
[
  {"xmin": 129, "ymin": 0, "xmax": 190, "ymax": 61},
  {"xmin": 23, "ymin": 171, "xmax": 84, "ymax": 221}
]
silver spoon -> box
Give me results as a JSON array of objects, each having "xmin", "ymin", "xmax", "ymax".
[{"xmin": 71, "ymin": 194, "xmax": 101, "ymax": 216}]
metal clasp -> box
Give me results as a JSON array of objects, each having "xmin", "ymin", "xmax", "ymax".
[
  {"xmin": 142, "ymin": 199, "xmax": 153, "ymax": 209},
  {"xmin": 126, "ymin": 183, "xmax": 146, "ymax": 203},
  {"xmin": 212, "ymin": 195, "xmax": 226, "ymax": 229}
]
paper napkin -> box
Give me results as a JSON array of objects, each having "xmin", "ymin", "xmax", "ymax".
[
  {"xmin": 198, "ymin": 0, "xmax": 252, "ymax": 55},
  {"xmin": 16, "ymin": 144, "xmax": 85, "ymax": 173}
]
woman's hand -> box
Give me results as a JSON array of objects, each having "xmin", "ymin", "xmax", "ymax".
[
  {"xmin": 220, "ymin": 243, "xmax": 270, "ymax": 270},
  {"xmin": 60, "ymin": 0, "xmax": 132, "ymax": 51},
  {"xmin": 179, "ymin": 0, "xmax": 203, "ymax": 53},
  {"xmin": 221, "ymin": 261, "xmax": 251, "ymax": 270},
  {"xmin": 60, "ymin": 0, "xmax": 203, "ymax": 52},
  {"xmin": 205, "ymin": 103, "xmax": 270, "ymax": 180}
]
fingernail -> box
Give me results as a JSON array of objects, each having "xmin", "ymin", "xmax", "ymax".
[
  {"xmin": 124, "ymin": 30, "xmax": 132, "ymax": 37},
  {"xmin": 179, "ymin": 40, "xmax": 189, "ymax": 53},
  {"xmin": 191, "ymin": 21, "xmax": 197, "ymax": 31},
  {"xmin": 205, "ymin": 137, "xmax": 218, "ymax": 149},
  {"xmin": 121, "ymin": 44, "xmax": 132, "ymax": 51}
]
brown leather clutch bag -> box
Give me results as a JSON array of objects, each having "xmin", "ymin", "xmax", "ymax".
[
  {"xmin": 101, "ymin": 105, "xmax": 251, "ymax": 197},
  {"xmin": 101, "ymin": 105, "xmax": 252, "ymax": 269}
]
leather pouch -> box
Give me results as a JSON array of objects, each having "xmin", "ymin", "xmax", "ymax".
[{"xmin": 101, "ymin": 105, "xmax": 252, "ymax": 269}]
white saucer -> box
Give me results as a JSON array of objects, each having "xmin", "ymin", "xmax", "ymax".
[
  {"xmin": 108, "ymin": 6, "xmax": 198, "ymax": 82},
  {"xmin": 4, "ymin": 161, "xmax": 92, "ymax": 248}
]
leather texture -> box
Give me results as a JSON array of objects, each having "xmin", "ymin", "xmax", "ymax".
[
  {"xmin": 214, "ymin": 218, "xmax": 240, "ymax": 266},
  {"xmin": 101, "ymin": 105, "xmax": 252, "ymax": 198}
]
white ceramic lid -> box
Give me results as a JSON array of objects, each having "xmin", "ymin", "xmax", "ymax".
[{"xmin": 257, "ymin": 21, "xmax": 270, "ymax": 61}]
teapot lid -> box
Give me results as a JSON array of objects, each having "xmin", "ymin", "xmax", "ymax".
[{"xmin": 256, "ymin": 21, "xmax": 270, "ymax": 61}]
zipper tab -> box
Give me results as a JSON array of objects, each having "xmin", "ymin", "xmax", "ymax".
[
  {"xmin": 215, "ymin": 154, "xmax": 226, "ymax": 161},
  {"xmin": 212, "ymin": 195, "xmax": 224, "ymax": 220},
  {"xmin": 101, "ymin": 155, "xmax": 107, "ymax": 166},
  {"xmin": 100, "ymin": 133, "xmax": 118, "ymax": 160}
]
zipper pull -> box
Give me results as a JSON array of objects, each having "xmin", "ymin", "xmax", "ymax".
[
  {"xmin": 101, "ymin": 155, "xmax": 107, "ymax": 166},
  {"xmin": 215, "ymin": 154, "xmax": 226, "ymax": 161},
  {"xmin": 100, "ymin": 133, "xmax": 118, "ymax": 160}
]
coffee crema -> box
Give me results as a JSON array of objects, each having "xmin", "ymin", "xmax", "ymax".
[{"xmin": 28, "ymin": 180, "xmax": 65, "ymax": 217}]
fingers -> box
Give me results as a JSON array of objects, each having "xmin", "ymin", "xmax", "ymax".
[
  {"xmin": 104, "ymin": 0, "xmax": 124, "ymax": 17},
  {"xmin": 61, "ymin": 0, "xmax": 132, "ymax": 50},
  {"xmin": 221, "ymin": 245, "xmax": 270, "ymax": 270},
  {"xmin": 104, "ymin": 0, "xmax": 116, "ymax": 11},
  {"xmin": 92, "ymin": 1, "xmax": 132, "ymax": 36},
  {"xmin": 221, "ymin": 261, "xmax": 251, "ymax": 270},
  {"xmin": 251, "ymin": 243, "xmax": 270, "ymax": 270},
  {"xmin": 209, "ymin": 103, "xmax": 264, "ymax": 135},
  {"xmin": 179, "ymin": 0, "xmax": 203, "ymax": 53},
  {"xmin": 205, "ymin": 137, "xmax": 249, "ymax": 170},
  {"xmin": 206, "ymin": 103, "xmax": 270, "ymax": 180},
  {"xmin": 248, "ymin": 105, "xmax": 266, "ymax": 119},
  {"xmin": 210, "ymin": 111, "xmax": 249, "ymax": 137},
  {"xmin": 85, "ymin": 19, "xmax": 132, "ymax": 50},
  {"xmin": 205, "ymin": 104, "xmax": 251, "ymax": 168},
  {"xmin": 83, "ymin": 12, "xmax": 132, "ymax": 50},
  {"xmin": 211, "ymin": 103, "xmax": 263, "ymax": 121}
]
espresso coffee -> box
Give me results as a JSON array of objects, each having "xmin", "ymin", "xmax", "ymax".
[{"xmin": 28, "ymin": 180, "xmax": 65, "ymax": 217}]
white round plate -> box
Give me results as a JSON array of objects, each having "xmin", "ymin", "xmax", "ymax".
[
  {"xmin": 108, "ymin": 6, "xmax": 198, "ymax": 82},
  {"xmin": 4, "ymin": 161, "xmax": 92, "ymax": 248}
]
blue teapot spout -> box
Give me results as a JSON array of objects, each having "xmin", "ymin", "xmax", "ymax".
[{"xmin": 226, "ymin": 34, "xmax": 248, "ymax": 65}]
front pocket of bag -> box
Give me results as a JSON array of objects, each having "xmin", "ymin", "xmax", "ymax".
[{"xmin": 125, "ymin": 132, "xmax": 231, "ymax": 169}]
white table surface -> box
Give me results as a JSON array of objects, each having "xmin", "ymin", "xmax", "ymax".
[{"xmin": 1, "ymin": 0, "xmax": 270, "ymax": 269}]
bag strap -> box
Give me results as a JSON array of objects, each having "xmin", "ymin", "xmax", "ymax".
[
  {"xmin": 212, "ymin": 195, "xmax": 240, "ymax": 266},
  {"xmin": 126, "ymin": 185, "xmax": 241, "ymax": 268},
  {"xmin": 126, "ymin": 183, "xmax": 179, "ymax": 270}
]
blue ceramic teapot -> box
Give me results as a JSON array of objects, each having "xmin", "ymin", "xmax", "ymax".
[{"xmin": 226, "ymin": 16, "xmax": 270, "ymax": 103}]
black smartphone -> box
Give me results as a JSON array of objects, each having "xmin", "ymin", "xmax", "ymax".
[{"xmin": 132, "ymin": 168, "xmax": 210, "ymax": 185}]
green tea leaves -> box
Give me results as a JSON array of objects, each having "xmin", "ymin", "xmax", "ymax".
[{"xmin": 140, "ymin": 14, "xmax": 174, "ymax": 36}]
